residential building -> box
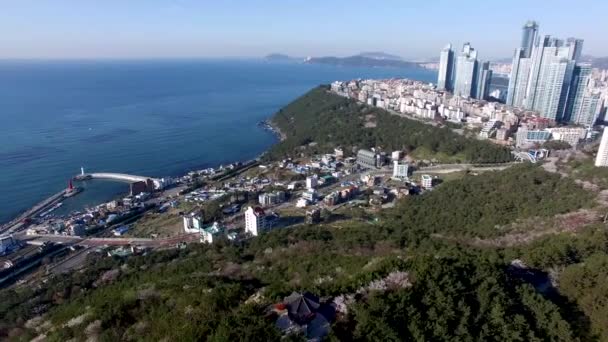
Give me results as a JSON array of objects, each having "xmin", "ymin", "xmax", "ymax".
[
  {"xmin": 356, "ymin": 149, "xmax": 385, "ymax": 169},
  {"xmin": 296, "ymin": 198, "xmax": 309, "ymax": 208},
  {"xmin": 595, "ymin": 127, "xmax": 608, "ymax": 167},
  {"xmin": 392, "ymin": 161, "xmax": 409, "ymax": 180},
  {"xmin": 183, "ymin": 211, "xmax": 204, "ymax": 234},
  {"xmin": 306, "ymin": 208, "xmax": 321, "ymax": 224},
  {"xmin": 566, "ymin": 64, "xmax": 601, "ymax": 125},
  {"xmin": 245, "ymin": 206, "xmax": 267, "ymax": 236},
  {"xmin": 200, "ymin": 222, "xmax": 223, "ymax": 244},
  {"xmin": 258, "ymin": 191, "xmax": 286, "ymax": 206},
  {"xmin": 421, "ymin": 175, "xmax": 433, "ymax": 189},
  {"xmin": 520, "ymin": 20, "xmax": 539, "ymax": 58},
  {"xmin": 479, "ymin": 119, "xmax": 499, "ymax": 139},
  {"xmin": 496, "ymin": 128, "xmax": 509, "ymax": 141},
  {"xmin": 334, "ymin": 147, "xmax": 344, "ymax": 159},
  {"xmin": 437, "ymin": 43, "xmax": 454, "ymax": 91},
  {"xmin": 453, "ymin": 43, "xmax": 479, "ymax": 98},
  {"xmin": 547, "ymin": 127, "xmax": 586, "ymax": 147},
  {"xmin": 516, "ymin": 127, "xmax": 552, "ymax": 147},
  {"xmin": 506, "ymin": 21, "xmax": 590, "ymax": 123},
  {"xmin": 475, "ymin": 61, "xmax": 492, "ymax": 100},
  {"xmin": 306, "ymin": 175, "xmax": 318, "ymax": 190},
  {"xmin": 302, "ymin": 190, "xmax": 317, "ymax": 202},
  {"xmin": 566, "ymin": 37, "xmax": 584, "ymax": 61},
  {"xmin": 525, "ymin": 35, "xmax": 577, "ymax": 121}
]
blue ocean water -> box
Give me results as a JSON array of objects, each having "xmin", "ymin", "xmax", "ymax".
[{"xmin": 0, "ymin": 59, "xmax": 437, "ymax": 223}]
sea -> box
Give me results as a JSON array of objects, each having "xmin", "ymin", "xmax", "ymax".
[{"xmin": 0, "ymin": 59, "xmax": 437, "ymax": 224}]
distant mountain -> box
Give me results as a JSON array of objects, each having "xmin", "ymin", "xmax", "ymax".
[
  {"xmin": 263, "ymin": 53, "xmax": 302, "ymax": 62},
  {"xmin": 356, "ymin": 51, "xmax": 403, "ymax": 61},
  {"xmin": 584, "ymin": 56, "xmax": 608, "ymax": 69},
  {"xmin": 304, "ymin": 55, "xmax": 421, "ymax": 69}
]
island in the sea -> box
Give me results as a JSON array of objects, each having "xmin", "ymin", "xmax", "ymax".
[{"xmin": 264, "ymin": 51, "xmax": 423, "ymax": 69}]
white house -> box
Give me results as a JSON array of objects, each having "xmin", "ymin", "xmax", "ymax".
[
  {"xmin": 392, "ymin": 161, "xmax": 409, "ymax": 180},
  {"xmin": 183, "ymin": 211, "xmax": 204, "ymax": 233}
]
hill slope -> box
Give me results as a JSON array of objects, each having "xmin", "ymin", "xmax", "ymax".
[{"xmin": 266, "ymin": 86, "xmax": 513, "ymax": 163}]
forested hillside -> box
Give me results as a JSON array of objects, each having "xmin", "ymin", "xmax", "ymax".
[
  {"xmin": 266, "ymin": 86, "xmax": 513, "ymax": 163},
  {"xmin": 3, "ymin": 162, "xmax": 607, "ymax": 341}
]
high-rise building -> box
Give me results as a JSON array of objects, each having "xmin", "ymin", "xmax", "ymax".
[
  {"xmin": 475, "ymin": 61, "xmax": 492, "ymax": 100},
  {"xmin": 520, "ymin": 20, "xmax": 539, "ymax": 58},
  {"xmin": 506, "ymin": 48, "xmax": 533, "ymax": 107},
  {"xmin": 535, "ymin": 56, "xmax": 575, "ymax": 121},
  {"xmin": 566, "ymin": 38, "xmax": 584, "ymax": 61},
  {"xmin": 505, "ymin": 29, "xmax": 582, "ymax": 122},
  {"xmin": 595, "ymin": 127, "xmax": 608, "ymax": 167},
  {"xmin": 453, "ymin": 43, "xmax": 479, "ymax": 98},
  {"xmin": 525, "ymin": 36, "xmax": 575, "ymax": 117},
  {"xmin": 437, "ymin": 44, "xmax": 454, "ymax": 91},
  {"xmin": 564, "ymin": 64, "xmax": 600, "ymax": 125}
]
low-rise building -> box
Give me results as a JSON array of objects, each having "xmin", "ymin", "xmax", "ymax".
[
  {"xmin": 421, "ymin": 175, "xmax": 433, "ymax": 189},
  {"xmin": 302, "ymin": 190, "xmax": 317, "ymax": 202},
  {"xmin": 306, "ymin": 208, "xmax": 321, "ymax": 224},
  {"xmin": 392, "ymin": 161, "xmax": 409, "ymax": 180},
  {"xmin": 547, "ymin": 127, "xmax": 587, "ymax": 147},
  {"xmin": 296, "ymin": 198, "xmax": 309, "ymax": 208},
  {"xmin": 183, "ymin": 211, "xmax": 204, "ymax": 233},
  {"xmin": 0, "ymin": 235, "xmax": 20, "ymax": 256},
  {"xmin": 200, "ymin": 222, "xmax": 223, "ymax": 244},
  {"xmin": 356, "ymin": 149, "xmax": 385, "ymax": 169},
  {"xmin": 306, "ymin": 176, "xmax": 318, "ymax": 190},
  {"xmin": 258, "ymin": 191, "xmax": 286, "ymax": 206},
  {"xmin": 516, "ymin": 127, "xmax": 552, "ymax": 148}
]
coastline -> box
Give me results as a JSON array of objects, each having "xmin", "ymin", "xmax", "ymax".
[
  {"xmin": 260, "ymin": 119, "xmax": 286, "ymax": 141},
  {"xmin": 1, "ymin": 118, "xmax": 284, "ymax": 229}
]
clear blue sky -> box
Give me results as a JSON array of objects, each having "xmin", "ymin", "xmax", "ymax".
[{"xmin": 1, "ymin": 0, "xmax": 606, "ymax": 60}]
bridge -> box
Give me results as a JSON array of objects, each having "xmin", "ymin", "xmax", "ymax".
[{"xmin": 511, "ymin": 149, "xmax": 549, "ymax": 164}]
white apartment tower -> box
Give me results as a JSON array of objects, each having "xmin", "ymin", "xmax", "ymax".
[
  {"xmin": 453, "ymin": 43, "xmax": 478, "ymax": 98},
  {"xmin": 437, "ymin": 44, "xmax": 454, "ymax": 91},
  {"xmin": 245, "ymin": 206, "xmax": 267, "ymax": 236},
  {"xmin": 596, "ymin": 127, "xmax": 608, "ymax": 167}
]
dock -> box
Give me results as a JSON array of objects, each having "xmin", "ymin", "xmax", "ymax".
[{"xmin": 0, "ymin": 190, "xmax": 67, "ymax": 234}]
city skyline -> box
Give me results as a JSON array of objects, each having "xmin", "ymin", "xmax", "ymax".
[{"xmin": 1, "ymin": 0, "xmax": 607, "ymax": 60}]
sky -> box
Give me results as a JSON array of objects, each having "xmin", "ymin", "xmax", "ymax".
[{"xmin": 1, "ymin": 0, "xmax": 606, "ymax": 60}]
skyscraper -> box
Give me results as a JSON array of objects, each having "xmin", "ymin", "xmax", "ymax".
[
  {"xmin": 475, "ymin": 61, "xmax": 492, "ymax": 100},
  {"xmin": 506, "ymin": 48, "xmax": 532, "ymax": 107},
  {"xmin": 520, "ymin": 21, "xmax": 539, "ymax": 58},
  {"xmin": 525, "ymin": 36, "xmax": 577, "ymax": 121},
  {"xmin": 565, "ymin": 64, "xmax": 590, "ymax": 122},
  {"xmin": 507, "ymin": 22, "xmax": 589, "ymax": 123},
  {"xmin": 566, "ymin": 38, "xmax": 584, "ymax": 61},
  {"xmin": 437, "ymin": 44, "xmax": 454, "ymax": 91},
  {"xmin": 595, "ymin": 127, "xmax": 608, "ymax": 167},
  {"xmin": 453, "ymin": 42, "xmax": 478, "ymax": 98}
]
